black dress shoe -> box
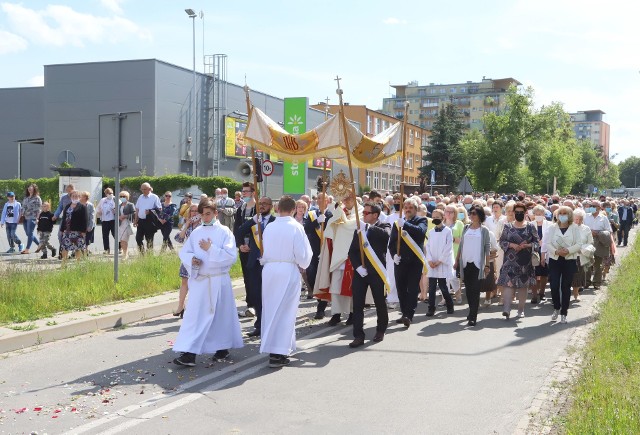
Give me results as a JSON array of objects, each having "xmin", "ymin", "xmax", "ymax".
[
  {"xmin": 247, "ymin": 329, "xmax": 261, "ymax": 337},
  {"xmin": 345, "ymin": 313, "xmax": 354, "ymax": 326},
  {"xmin": 212, "ymin": 349, "xmax": 229, "ymax": 361},
  {"xmin": 402, "ymin": 317, "xmax": 411, "ymax": 328},
  {"xmin": 348, "ymin": 337, "xmax": 365, "ymax": 348},
  {"xmin": 314, "ymin": 310, "xmax": 325, "ymax": 320},
  {"xmin": 426, "ymin": 307, "xmax": 435, "ymax": 317},
  {"xmin": 446, "ymin": 307, "xmax": 455, "ymax": 314},
  {"xmin": 467, "ymin": 320, "xmax": 476, "ymax": 327},
  {"xmin": 173, "ymin": 352, "xmax": 196, "ymax": 367},
  {"xmin": 395, "ymin": 317, "xmax": 404, "ymax": 324},
  {"xmin": 373, "ymin": 331, "xmax": 384, "ymax": 342},
  {"xmin": 327, "ymin": 314, "xmax": 341, "ymax": 326}
]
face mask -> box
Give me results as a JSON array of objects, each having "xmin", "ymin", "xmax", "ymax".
[
  {"xmin": 464, "ymin": 203, "xmax": 472, "ymax": 211},
  {"xmin": 518, "ymin": 196, "xmax": 525, "ymax": 201},
  {"xmin": 605, "ymin": 207, "xmax": 612, "ymax": 213},
  {"xmin": 558, "ymin": 215, "xmax": 569, "ymax": 224},
  {"xmin": 429, "ymin": 201, "xmax": 436, "ymax": 207},
  {"xmin": 535, "ymin": 215, "xmax": 544, "ymax": 222},
  {"xmin": 202, "ymin": 218, "xmax": 216, "ymax": 226},
  {"xmin": 71, "ymin": 199, "xmax": 79, "ymax": 204},
  {"xmin": 107, "ymin": 194, "xmax": 113, "ymax": 199},
  {"xmin": 242, "ymin": 196, "xmax": 251, "ymax": 204},
  {"xmin": 552, "ymin": 199, "xmax": 559, "ymax": 204},
  {"xmin": 393, "ymin": 204, "xmax": 400, "ymax": 211},
  {"xmin": 119, "ymin": 198, "xmax": 126, "ymax": 204},
  {"xmin": 221, "ymin": 195, "xmax": 227, "ymax": 200},
  {"xmin": 527, "ymin": 210, "xmax": 534, "ymax": 216},
  {"xmin": 586, "ymin": 207, "xmax": 596, "ymax": 214},
  {"xmin": 515, "ymin": 211, "xmax": 525, "ymax": 222},
  {"xmin": 422, "ymin": 201, "xmax": 428, "ymax": 206},
  {"xmin": 432, "ymin": 218, "xmax": 442, "ymax": 226},
  {"xmin": 457, "ymin": 212, "xmax": 465, "ymax": 220}
]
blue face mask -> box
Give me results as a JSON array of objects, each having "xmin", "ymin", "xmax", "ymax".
[
  {"xmin": 605, "ymin": 207, "xmax": 612, "ymax": 213},
  {"xmin": 558, "ymin": 215, "xmax": 569, "ymax": 224},
  {"xmin": 202, "ymin": 217, "xmax": 217, "ymax": 226},
  {"xmin": 429, "ymin": 201, "xmax": 436, "ymax": 207},
  {"xmin": 242, "ymin": 196, "xmax": 251, "ymax": 204},
  {"xmin": 586, "ymin": 207, "xmax": 595, "ymax": 214},
  {"xmin": 464, "ymin": 203, "xmax": 472, "ymax": 211},
  {"xmin": 457, "ymin": 212, "xmax": 465, "ymax": 220}
]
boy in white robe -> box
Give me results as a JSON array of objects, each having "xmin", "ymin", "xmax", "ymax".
[
  {"xmin": 260, "ymin": 196, "xmax": 313, "ymax": 368},
  {"xmin": 425, "ymin": 209, "xmax": 455, "ymax": 317},
  {"xmin": 173, "ymin": 199, "xmax": 244, "ymax": 367}
]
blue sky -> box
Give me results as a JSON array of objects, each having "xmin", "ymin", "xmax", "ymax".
[{"xmin": 1, "ymin": 0, "xmax": 638, "ymax": 161}]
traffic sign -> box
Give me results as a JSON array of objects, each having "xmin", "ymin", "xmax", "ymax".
[{"xmin": 262, "ymin": 159, "xmax": 274, "ymax": 176}]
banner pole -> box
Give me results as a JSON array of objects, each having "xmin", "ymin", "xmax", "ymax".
[
  {"xmin": 397, "ymin": 101, "xmax": 409, "ymax": 256},
  {"xmin": 244, "ymin": 85, "xmax": 263, "ymax": 256}
]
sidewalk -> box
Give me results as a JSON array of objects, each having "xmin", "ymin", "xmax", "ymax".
[{"xmin": 0, "ymin": 277, "xmax": 247, "ymax": 354}]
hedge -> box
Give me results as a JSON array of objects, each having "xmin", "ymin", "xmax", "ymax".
[{"xmin": 0, "ymin": 175, "xmax": 242, "ymax": 211}]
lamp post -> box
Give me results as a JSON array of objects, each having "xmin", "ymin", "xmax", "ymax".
[{"xmin": 185, "ymin": 8, "xmax": 197, "ymax": 176}]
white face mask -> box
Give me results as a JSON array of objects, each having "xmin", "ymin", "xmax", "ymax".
[
  {"xmin": 107, "ymin": 194, "xmax": 113, "ymax": 199},
  {"xmin": 535, "ymin": 215, "xmax": 544, "ymax": 222},
  {"xmin": 71, "ymin": 199, "xmax": 79, "ymax": 204}
]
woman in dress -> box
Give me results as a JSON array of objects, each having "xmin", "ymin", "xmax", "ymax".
[
  {"xmin": 173, "ymin": 204, "xmax": 201, "ymax": 317},
  {"xmin": 497, "ymin": 202, "xmax": 540, "ymax": 320},
  {"xmin": 118, "ymin": 191, "xmax": 135, "ymax": 260},
  {"xmin": 60, "ymin": 190, "xmax": 88, "ymax": 264},
  {"xmin": 159, "ymin": 191, "xmax": 178, "ymax": 251},
  {"xmin": 20, "ymin": 183, "xmax": 42, "ymax": 254}
]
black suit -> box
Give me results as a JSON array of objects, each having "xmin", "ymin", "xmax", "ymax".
[
  {"xmin": 618, "ymin": 206, "xmax": 633, "ymax": 246},
  {"xmin": 236, "ymin": 214, "xmax": 275, "ymax": 330},
  {"xmin": 349, "ymin": 221, "xmax": 391, "ymax": 339},
  {"xmin": 233, "ymin": 202, "xmax": 256, "ymax": 306},
  {"xmin": 388, "ymin": 215, "xmax": 428, "ymax": 320}
]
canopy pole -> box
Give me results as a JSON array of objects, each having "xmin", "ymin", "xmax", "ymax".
[
  {"xmin": 397, "ymin": 101, "xmax": 410, "ymax": 256},
  {"xmin": 244, "ymin": 85, "xmax": 263, "ymax": 256},
  {"xmin": 335, "ymin": 76, "xmax": 364, "ymax": 266}
]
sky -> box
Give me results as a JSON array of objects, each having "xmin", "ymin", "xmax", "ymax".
[{"xmin": 1, "ymin": 0, "xmax": 638, "ymax": 162}]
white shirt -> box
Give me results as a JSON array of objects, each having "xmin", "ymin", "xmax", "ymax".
[
  {"xmin": 98, "ymin": 197, "xmax": 116, "ymax": 221},
  {"xmin": 425, "ymin": 226, "xmax": 454, "ymax": 279},
  {"xmin": 485, "ymin": 214, "xmax": 506, "ymax": 235},
  {"xmin": 135, "ymin": 193, "xmax": 162, "ymax": 220},
  {"xmin": 461, "ymin": 227, "xmax": 483, "ymax": 269},
  {"xmin": 584, "ymin": 213, "xmax": 612, "ymax": 232}
]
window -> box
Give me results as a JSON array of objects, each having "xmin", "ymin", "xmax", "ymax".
[
  {"xmin": 366, "ymin": 170, "xmax": 371, "ymax": 187},
  {"xmin": 430, "ymin": 88, "xmax": 436, "ymax": 94},
  {"xmin": 373, "ymin": 172, "xmax": 379, "ymax": 190},
  {"xmin": 381, "ymin": 173, "xmax": 387, "ymax": 191},
  {"xmin": 460, "ymin": 87, "xmax": 466, "ymax": 93},
  {"xmin": 409, "ymin": 154, "xmax": 413, "ymax": 169},
  {"xmin": 409, "ymin": 130, "xmax": 414, "ymax": 145},
  {"xmin": 375, "ymin": 118, "xmax": 381, "ymax": 134},
  {"xmin": 395, "ymin": 174, "xmax": 401, "ymax": 189},
  {"xmin": 440, "ymin": 88, "xmax": 446, "ymax": 94},
  {"xmin": 450, "ymin": 87, "xmax": 456, "ymax": 93},
  {"xmin": 367, "ymin": 115, "xmax": 372, "ymax": 135},
  {"xmin": 397, "ymin": 155, "xmax": 402, "ymax": 167}
]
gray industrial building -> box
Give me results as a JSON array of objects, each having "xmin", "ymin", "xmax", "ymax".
[{"xmin": 0, "ymin": 58, "xmax": 351, "ymax": 198}]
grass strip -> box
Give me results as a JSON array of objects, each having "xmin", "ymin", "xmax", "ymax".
[
  {"xmin": 564, "ymin": 242, "xmax": 640, "ymax": 433},
  {"xmin": 0, "ymin": 254, "xmax": 243, "ymax": 325}
]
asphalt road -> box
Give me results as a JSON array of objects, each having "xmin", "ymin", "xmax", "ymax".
[{"xmin": 0, "ymin": 227, "xmax": 634, "ymax": 434}]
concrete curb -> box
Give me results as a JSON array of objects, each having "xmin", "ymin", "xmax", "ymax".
[{"xmin": 0, "ymin": 278, "xmax": 247, "ymax": 355}]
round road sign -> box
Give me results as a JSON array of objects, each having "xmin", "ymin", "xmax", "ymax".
[{"xmin": 262, "ymin": 159, "xmax": 274, "ymax": 176}]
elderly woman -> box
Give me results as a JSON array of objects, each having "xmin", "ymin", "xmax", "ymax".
[
  {"xmin": 545, "ymin": 206, "xmax": 583, "ymax": 324},
  {"xmin": 294, "ymin": 199, "xmax": 308, "ymax": 225},
  {"xmin": 570, "ymin": 208, "xmax": 594, "ymax": 302},
  {"xmin": 118, "ymin": 191, "xmax": 135, "ymax": 260},
  {"xmin": 531, "ymin": 204, "xmax": 552, "ymax": 303},
  {"xmin": 443, "ymin": 204, "xmax": 465, "ymax": 305},
  {"xmin": 454, "ymin": 204, "xmax": 491, "ymax": 326},
  {"xmin": 497, "ymin": 202, "xmax": 540, "ymax": 320},
  {"xmin": 79, "ymin": 191, "xmax": 95, "ymax": 254},
  {"xmin": 96, "ymin": 187, "xmax": 117, "ymax": 254},
  {"xmin": 60, "ymin": 190, "xmax": 88, "ymax": 263}
]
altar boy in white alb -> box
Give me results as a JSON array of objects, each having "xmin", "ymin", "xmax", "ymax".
[
  {"xmin": 260, "ymin": 196, "xmax": 313, "ymax": 368},
  {"xmin": 173, "ymin": 199, "xmax": 244, "ymax": 367}
]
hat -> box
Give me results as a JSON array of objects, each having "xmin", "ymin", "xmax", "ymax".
[
  {"xmin": 6, "ymin": 191, "xmax": 14, "ymax": 197},
  {"xmin": 185, "ymin": 192, "xmax": 193, "ymax": 198}
]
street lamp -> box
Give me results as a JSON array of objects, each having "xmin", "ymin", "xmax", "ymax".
[{"xmin": 185, "ymin": 8, "xmax": 197, "ymax": 176}]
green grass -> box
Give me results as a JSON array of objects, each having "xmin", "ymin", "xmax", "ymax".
[
  {"xmin": 0, "ymin": 253, "xmax": 243, "ymax": 325},
  {"xmin": 563, "ymin": 241, "xmax": 640, "ymax": 434}
]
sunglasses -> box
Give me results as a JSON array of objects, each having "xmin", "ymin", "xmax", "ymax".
[
  {"xmin": 362, "ymin": 211, "xmax": 374, "ymax": 216},
  {"xmin": 165, "ymin": 195, "xmax": 172, "ymax": 197}
]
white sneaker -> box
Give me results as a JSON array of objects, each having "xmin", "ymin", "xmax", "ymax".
[
  {"xmin": 560, "ymin": 315, "xmax": 567, "ymax": 324},
  {"xmin": 245, "ymin": 307, "xmax": 256, "ymax": 318},
  {"xmin": 551, "ymin": 309, "xmax": 559, "ymax": 321},
  {"xmin": 515, "ymin": 311, "xmax": 524, "ymax": 319},
  {"xmin": 483, "ymin": 298, "xmax": 492, "ymax": 306}
]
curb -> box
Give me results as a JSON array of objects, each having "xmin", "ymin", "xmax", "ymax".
[{"xmin": 0, "ymin": 279, "xmax": 247, "ymax": 355}]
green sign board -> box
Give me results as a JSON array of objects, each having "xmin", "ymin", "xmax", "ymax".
[{"xmin": 283, "ymin": 97, "xmax": 307, "ymax": 194}]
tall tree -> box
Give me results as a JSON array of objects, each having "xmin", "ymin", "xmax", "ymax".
[
  {"xmin": 420, "ymin": 103, "xmax": 466, "ymax": 190},
  {"xmin": 618, "ymin": 156, "xmax": 640, "ymax": 188}
]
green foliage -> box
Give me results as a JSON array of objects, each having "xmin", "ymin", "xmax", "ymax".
[
  {"xmin": 420, "ymin": 103, "xmax": 467, "ymax": 189},
  {"xmin": 618, "ymin": 156, "xmax": 640, "ymax": 188},
  {"xmin": 0, "ymin": 177, "xmax": 60, "ymax": 209}
]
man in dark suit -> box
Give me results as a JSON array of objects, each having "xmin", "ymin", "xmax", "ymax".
[
  {"xmin": 303, "ymin": 193, "xmax": 333, "ymax": 318},
  {"xmin": 236, "ymin": 196, "xmax": 275, "ymax": 337},
  {"xmin": 388, "ymin": 197, "xmax": 428, "ymax": 328},
  {"xmin": 233, "ymin": 182, "xmax": 256, "ymax": 316},
  {"xmin": 348, "ymin": 203, "xmax": 391, "ymax": 348},
  {"xmin": 618, "ymin": 199, "xmax": 634, "ymax": 247}
]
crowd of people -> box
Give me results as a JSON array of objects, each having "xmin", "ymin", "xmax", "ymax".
[{"xmin": 168, "ymin": 183, "xmax": 638, "ymax": 369}]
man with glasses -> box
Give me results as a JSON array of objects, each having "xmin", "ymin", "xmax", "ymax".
[
  {"xmin": 236, "ymin": 197, "xmax": 275, "ymax": 337},
  {"xmin": 347, "ymin": 203, "xmax": 390, "ymax": 348},
  {"xmin": 233, "ymin": 182, "xmax": 257, "ymax": 318},
  {"xmin": 134, "ymin": 183, "xmax": 161, "ymax": 254}
]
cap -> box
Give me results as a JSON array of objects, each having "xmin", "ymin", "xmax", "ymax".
[
  {"xmin": 185, "ymin": 192, "xmax": 193, "ymax": 198},
  {"xmin": 6, "ymin": 191, "xmax": 14, "ymax": 197}
]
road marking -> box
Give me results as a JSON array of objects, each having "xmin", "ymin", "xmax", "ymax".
[{"xmin": 69, "ymin": 314, "xmax": 374, "ymax": 434}]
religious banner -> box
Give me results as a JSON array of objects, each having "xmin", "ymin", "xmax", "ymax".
[{"xmin": 283, "ymin": 97, "xmax": 307, "ymax": 194}]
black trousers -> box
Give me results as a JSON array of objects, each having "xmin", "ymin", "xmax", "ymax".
[
  {"xmin": 428, "ymin": 278, "xmax": 453, "ymax": 310},
  {"xmin": 239, "ymin": 251, "xmax": 253, "ymax": 306},
  {"xmin": 307, "ymin": 255, "xmax": 328, "ymax": 312},
  {"xmin": 160, "ymin": 222, "xmax": 174, "ymax": 246},
  {"xmin": 352, "ymin": 272, "xmax": 388, "ymax": 339},
  {"xmin": 548, "ymin": 257, "xmax": 577, "ymax": 316},
  {"xmin": 248, "ymin": 264, "xmax": 263, "ymax": 330},
  {"xmin": 135, "ymin": 218, "xmax": 156, "ymax": 247},
  {"xmin": 101, "ymin": 220, "xmax": 115, "ymax": 251},
  {"xmin": 394, "ymin": 260, "xmax": 422, "ymax": 320},
  {"xmin": 463, "ymin": 263, "xmax": 482, "ymax": 322},
  {"xmin": 618, "ymin": 222, "xmax": 631, "ymax": 246}
]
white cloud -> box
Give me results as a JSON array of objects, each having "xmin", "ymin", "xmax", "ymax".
[
  {"xmin": 0, "ymin": 2, "xmax": 151, "ymax": 48},
  {"xmin": 27, "ymin": 74, "xmax": 44, "ymax": 86},
  {"xmin": 0, "ymin": 29, "xmax": 28, "ymax": 54},
  {"xmin": 100, "ymin": 0, "xmax": 124, "ymax": 15},
  {"xmin": 383, "ymin": 17, "xmax": 407, "ymax": 25}
]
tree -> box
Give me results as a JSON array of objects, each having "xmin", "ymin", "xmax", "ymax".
[
  {"xmin": 420, "ymin": 103, "xmax": 466, "ymax": 190},
  {"xmin": 618, "ymin": 156, "xmax": 640, "ymax": 188}
]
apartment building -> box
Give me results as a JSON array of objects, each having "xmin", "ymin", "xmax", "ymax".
[
  {"xmin": 310, "ymin": 103, "xmax": 428, "ymax": 194},
  {"xmin": 569, "ymin": 110, "xmax": 610, "ymax": 160}
]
